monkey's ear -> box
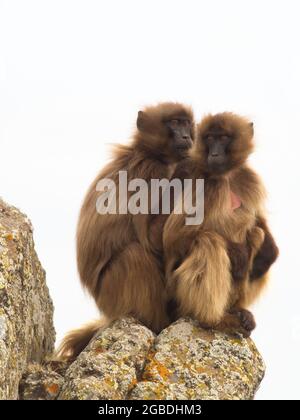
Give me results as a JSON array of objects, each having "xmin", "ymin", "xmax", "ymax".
[
  {"xmin": 249, "ymin": 122, "xmax": 254, "ymax": 136},
  {"xmin": 137, "ymin": 111, "xmax": 149, "ymax": 131}
]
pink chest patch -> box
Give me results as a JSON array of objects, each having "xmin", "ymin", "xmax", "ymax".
[{"xmin": 230, "ymin": 190, "xmax": 242, "ymax": 210}]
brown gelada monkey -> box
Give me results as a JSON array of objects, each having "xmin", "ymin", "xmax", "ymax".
[
  {"xmin": 56, "ymin": 102, "xmax": 195, "ymax": 360},
  {"xmin": 163, "ymin": 112, "xmax": 279, "ymax": 337}
]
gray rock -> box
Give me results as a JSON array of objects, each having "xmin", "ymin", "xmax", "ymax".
[
  {"xmin": 58, "ymin": 317, "xmax": 265, "ymax": 400},
  {"xmin": 130, "ymin": 318, "xmax": 265, "ymax": 400},
  {"xmin": 0, "ymin": 199, "xmax": 55, "ymax": 399},
  {"xmin": 58, "ymin": 317, "xmax": 155, "ymax": 400},
  {"xmin": 19, "ymin": 362, "xmax": 67, "ymax": 400}
]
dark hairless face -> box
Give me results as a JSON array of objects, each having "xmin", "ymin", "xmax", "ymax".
[
  {"xmin": 165, "ymin": 116, "xmax": 193, "ymax": 155},
  {"xmin": 203, "ymin": 128, "xmax": 233, "ymax": 173}
]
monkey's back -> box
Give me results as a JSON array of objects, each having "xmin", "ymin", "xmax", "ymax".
[{"xmin": 76, "ymin": 142, "xmax": 172, "ymax": 301}]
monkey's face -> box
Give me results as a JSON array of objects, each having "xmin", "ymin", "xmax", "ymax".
[
  {"xmin": 197, "ymin": 113, "xmax": 254, "ymax": 175},
  {"xmin": 204, "ymin": 129, "xmax": 232, "ymax": 174},
  {"xmin": 164, "ymin": 116, "xmax": 193, "ymax": 159},
  {"xmin": 136, "ymin": 103, "xmax": 195, "ymax": 162}
]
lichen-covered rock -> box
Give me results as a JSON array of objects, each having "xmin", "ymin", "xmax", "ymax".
[
  {"xmin": 0, "ymin": 198, "xmax": 265, "ymax": 400},
  {"xmin": 0, "ymin": 199, "xmax": 55, "ymax": 400},
  {"xmin": 57, "ymin": 317, "xmax": 264, "ymax": 400},
  {"xmin": 130, "ymin": 318, "xmax": 265, "ymax": 400},
  {"xmin": 19, "ymin": 362, "xmax": 67, "ymax": 400},
  {"xmin": 58, "ymin": 318, "xmax": 155, "ymax": 400}
]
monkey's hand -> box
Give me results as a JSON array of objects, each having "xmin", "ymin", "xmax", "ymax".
[
  {"xmin": 227, "ymin": 240, "xmax": 249, "ymax": 282},
  {"xmin": 249, "ymin": 227, "xmax": 279, "ymax": 281},
  {"xmin": 246, "ymin": 226, "xmax": 265, "ymax": 256}
]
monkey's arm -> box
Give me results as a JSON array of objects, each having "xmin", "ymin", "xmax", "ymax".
[
  {"xmin": 230, "ymin": 166, "xmax": 278, "ymax": 281},
  {"xmin": 249, "ymin": 218, "xmax": 279, "ymax": 281},
  {"xmin": 227, "ymin": 222, "xmax": 266, "ymax": 282},
  {"xmin": 227, "ymin": 240, "xmax": 250, "ymax": 282}
]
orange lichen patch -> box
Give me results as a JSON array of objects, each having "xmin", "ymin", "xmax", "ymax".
[
  {"xmin": 94, "ymin": 346, "xmax": 105, "ymax": 354},
  {"xmin": 5, "ymin": 233, "xmax": 13, "ymax": 241},
  {"xmin": 195, "ymin": 365, "xmax": 207, "ymax": 374},
  {"xmin": 143, "ymin": 357, "xmax": 171, "ymax": 382},
  {"xmin": 128, "ymin": 378, "xmax": 137, "ymax": 391},
  {"xmin": 45, "ymin": 383, "xmax": 59, "ymax": 395}
]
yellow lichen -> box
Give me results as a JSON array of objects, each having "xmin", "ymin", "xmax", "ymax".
[
  {"xmin": 5, "ymin": 233, "xmax": 13, "ymax": 241},
  {"xmin": 143, "ymin": 356, "xmax": 171, "ymax": 382}
]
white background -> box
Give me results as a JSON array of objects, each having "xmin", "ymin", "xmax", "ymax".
[{"xmin": 0, "ymin": 0, "xmax": 299, "ymax": 400}]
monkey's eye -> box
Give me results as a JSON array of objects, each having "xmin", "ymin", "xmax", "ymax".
[
  {"xmin": 182, "ymin": 119, "xmax": 190, "ymax": 127},
  {"xmin": 169, "ymin": 119, "xmax": 179, "ymax": 127},
  {"xmin": 206, "ymin": 135, "xmax": 214, "ymax": 142},
  {"xmin": 221, "ymin": 135, "xmax": 229, "ymax": 142}
]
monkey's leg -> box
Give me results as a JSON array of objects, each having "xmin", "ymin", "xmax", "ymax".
[
  {"xmin": 227, "ymin": 226, "xmax": 270, "ymax": 328},
  {"xmin": 96, "ymin": 242, "xmax": 169, "ymax": 334},
  {"xmin": 170, "ymin": 231, "xmax": 232, "ymax": 326}
]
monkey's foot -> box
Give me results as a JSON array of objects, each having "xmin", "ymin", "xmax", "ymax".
[
  {"xmin": 235, "ymin": 308, "xmax": 256, "ymax": 333},
  {"xmin": 216, "ymin": 309, "xmax": 256, "ymax": 338}
]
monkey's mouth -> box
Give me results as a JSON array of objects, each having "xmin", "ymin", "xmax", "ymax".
[
  {"xmin": 177, "ymin": 145, "xmax": 190, "ymax": 150},
  {"xmin": 177, "ymin": 140, "xmax": 193, "ymax": 151},
  {"xmin": 175, "ymin": 146, "xmax": 191, "ymax": 156},
  {"xmin": 207, "ymin": 156, "xmax": 227, "ymax": 173}
]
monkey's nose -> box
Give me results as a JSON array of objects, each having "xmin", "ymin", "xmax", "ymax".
[{"xmin": 211, "ymin": 152, "xmax": 219, "ymax": 157}]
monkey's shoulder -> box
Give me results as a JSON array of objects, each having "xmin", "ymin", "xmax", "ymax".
[
  {"xmin": 232, "ymin": 165, "xmax": 262, "ymax": 184},
  {"xmin": 230, "ymin": 166, "xmax": 266, "ymax": 200},
  {"xmin": 229, "ymin": 166, "xmax": 266, "ymax": 213}
]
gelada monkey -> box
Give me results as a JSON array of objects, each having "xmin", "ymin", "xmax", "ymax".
[
  {"xmin": 164, "ymin": 112, "xmax": 279, "ymax": 336},
  {"xmin": 57, "ymin": 102, "xmax": 195, "ymax": 360}
]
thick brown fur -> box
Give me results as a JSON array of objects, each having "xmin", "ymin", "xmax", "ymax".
[
  {"xmin": 58, "ymin": 103, "xmax": 195, "ymax": 360},
  {"xmin": 163, "ymin": 112, "xmax": 278, "ymax": 336}
]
